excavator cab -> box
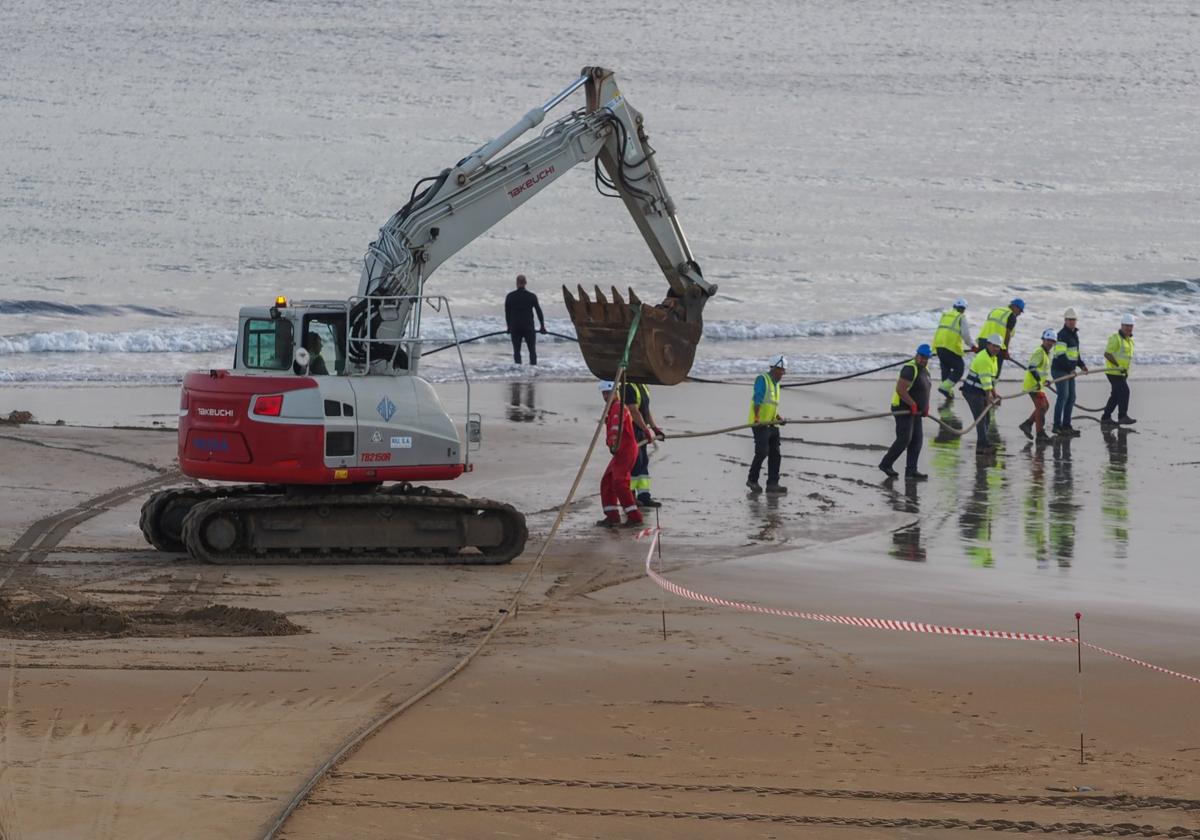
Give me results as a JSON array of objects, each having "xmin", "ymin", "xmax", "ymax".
[{"xmin": 564, "ymin": 284, "xmax": 704, "ymax": 385}]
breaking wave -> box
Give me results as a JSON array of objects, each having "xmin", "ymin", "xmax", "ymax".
[
  {"xmin": 1072, "ymin": 279, "xmax": 1200, "ymax": 297},
  {"xmin": 0, "ymin": 312, "xmax": 942, "ymax": 358},
  {"xmin": 0, "ymin": 299, "xmax": 180, "ymax": 317},
  {"xmin": 0, "ymin": 326, "xmax": 236, "ymax": 355}
]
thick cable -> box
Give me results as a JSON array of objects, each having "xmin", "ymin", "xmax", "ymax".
[
  {"xmin": 1007, "ymin": 357, "xmax": 1108, "ymax": 413},
  {"xmin": 686, "ymin": 358, "xmax": 908, "ymax": 389},
  {"xmin": 926, "ymin": 367, "xmax": 1111, "ymax": 438}
]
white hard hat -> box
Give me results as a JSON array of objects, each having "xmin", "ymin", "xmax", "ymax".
[
  {"xmin": 598, "ymin": 379, "xmax": 615, "ymax": 392},
  {"xmin": 987, "ymin": 333, "xmax": 1004, "ymax": 346},
  {"xmin": 954, "ymin": 298, "xmax": 967, "ymax": 309},
  {"xmin": 1121, "ymin": 313, "xmax": 1136, "ymax": 326},
  {"xmin": 1042, "ymin": 328, "xmax": 1057, "ymax": 341},
  {"xmin": 769, "ymin": 354, "xmax": 787, "ymax": 369},
  {"xmin": 1063, "ymin": 307, "xmax": 1078, "ymax": 319}
]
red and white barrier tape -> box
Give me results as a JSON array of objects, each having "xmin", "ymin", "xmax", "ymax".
[{"xmin": 637, "ymin": 530, "xmax": 1200, "ymax": 685}]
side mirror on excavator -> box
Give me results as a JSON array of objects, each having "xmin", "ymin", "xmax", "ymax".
[{"xmin": 292, "ymin": 347, "xmax": 310, "ymax": 375}]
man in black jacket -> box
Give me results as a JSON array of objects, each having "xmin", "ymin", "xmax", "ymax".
[
  {"xmin": 504, "ymin": 274, "xmax": 547, "ymax": 365},
  {"xmin": 1051, "ymin": 307, "xmax": 1089, "ymax": 436}
]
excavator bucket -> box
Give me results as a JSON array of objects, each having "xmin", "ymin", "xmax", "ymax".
[{"xmin": 563, "ymin": 285, "xmax": 702, "ymax": 385}]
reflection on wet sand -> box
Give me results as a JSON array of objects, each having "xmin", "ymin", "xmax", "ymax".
[
  {"xmin": 1049, "ymin": 436, "xmax": 1078, "ymax": 567},
  {"xmin": 931, "ymin": 402, "xmax": 964, "ymax": 511},
  {"xmin": 1101, "ymin": 428, "xmax": 1131, "ymax": 560},
  {"xmin": 960, "ymin": 450, "xmax": 1005, "ymax": 568},
  {"xmin": 887, "ymin": 479, "xmax": 925, "ymax": 562},
  {"xmin": 748, "ymin": 494, "xmax": 785, "ymax": 542},
  {"xmin": 1023, "ymin": 440, "xmax": 1049, "ymax": 568},
  {"xmin": 507, "ymin": 381, "xmax": 538, "ymax": 422}
]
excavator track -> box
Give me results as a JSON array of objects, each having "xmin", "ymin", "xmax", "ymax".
[
  {"xmin": 139, "ymin": 484, "xmax": 280, "ymax": 553},
  {"xmin": 178, "ymin": 486, "xmax": 527, "ymax": 565}
]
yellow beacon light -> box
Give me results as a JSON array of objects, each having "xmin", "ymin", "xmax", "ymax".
[{"xmin": 275, "ymin": 296, "xmax": 288, "ymax": 306}]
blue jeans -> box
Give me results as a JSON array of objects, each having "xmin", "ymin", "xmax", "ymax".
[{"xmin": 1053, "ymin": 375, "xmax": 1076, "ymax": 428}]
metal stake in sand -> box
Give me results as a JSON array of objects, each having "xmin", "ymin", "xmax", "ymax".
[
  {"xmin": 656, "ymin": 507, "xmax": 667, "ymax": 640},
  {"xmin": 1076, "ymin": 611, "xmax": 1085, "ymax": 765}
]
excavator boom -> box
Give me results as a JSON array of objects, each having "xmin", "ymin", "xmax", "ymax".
[{"xmin": 359, "ymin": 66, "xmax": 715, "ymax": 384}]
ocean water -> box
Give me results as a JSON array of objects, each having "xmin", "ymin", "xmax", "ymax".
[{"xmin": 3, "ymin": 0, "xmax": 1199, "ymax": 386}]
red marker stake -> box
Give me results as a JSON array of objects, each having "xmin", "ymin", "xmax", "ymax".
[{"xmin": 1076, "ymin": 611, "xmax": 1084, "ymax": 765}]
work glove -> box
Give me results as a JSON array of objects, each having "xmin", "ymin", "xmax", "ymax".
[
  {"xmin": 539, "ymin": 326, "xmax": 547, "ymax": 334},
  {"xmin": 909, "ymin": 403, "xmax": 919, "ymax": 416},
  {"xmin": 922, "ymin": 406, "xmax": 930, "ymax": 417},
  {"xmin": 653, "ymin": 426, "xmax": 665, "ymax": 439}
]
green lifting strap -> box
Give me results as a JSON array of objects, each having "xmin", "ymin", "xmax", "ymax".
[
  {"xmin": 619, "ymin": 304, "xmax": 643, "ymax": 371},
  {"xmin": 611, "ymin": 305, "xmax": 644, "ymax": 454}
]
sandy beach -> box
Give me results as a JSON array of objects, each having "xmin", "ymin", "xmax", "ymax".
[{"xmin": 1, "ymin": 376, "xmax": 1197, "ymax": 839}]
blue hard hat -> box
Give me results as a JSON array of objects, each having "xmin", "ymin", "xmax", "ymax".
[
  {"xmin": 916, "ymin": 343, "xmax": 932, "ymax": 357},
  {"xmin": 1011, "ymin": 298, "xmax": 1025, "ymax": 311}
]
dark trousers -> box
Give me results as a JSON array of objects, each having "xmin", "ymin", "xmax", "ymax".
[
  {"xmin": 1103, "ymin": 374, "xmax": 1130, "ymax": 418},
  {"xmin": 510, "ymin": 327, "xmax": 537, "ymax": 364},
  {"xmin": 882, "ymin": 411, "xmax": 924, "ymax": 474},
  {"xmin": 1052, "ymin": 374, "xmax": 1076, "ymax": 428},
  {"xmin": 962, "ymin": 386, "xmax": 991, "ymax": 446},
  {"xmin": 749, "ymin": 425, "xmax": 781, "ymax": 484},
  {"xmin": 936, "ymin": 348, "xmax": 964, "ymax": 390}
]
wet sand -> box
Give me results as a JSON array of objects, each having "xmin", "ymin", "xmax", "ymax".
[{"xmin": 1, "ymin": 376, "xmax": 1197, "ymax": 838}]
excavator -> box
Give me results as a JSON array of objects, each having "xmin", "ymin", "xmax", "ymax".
[{"xmin": 139, "ymin": 66, "xmax": 716, "ymax": 564}]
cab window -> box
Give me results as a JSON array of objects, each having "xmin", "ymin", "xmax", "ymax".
[
  {"xmin": 243, "ymin": 318, "xmax": 293, "ymax": 370},
  {"xmin": 303, "ymin": 314, "xmax": 347, "ymax": 375}
]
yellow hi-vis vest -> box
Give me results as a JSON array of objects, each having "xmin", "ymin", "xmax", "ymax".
[
  {"xmin": 1052, "ymin": 332, "xmax": 1081, "ymax": 366},
  {"xmin": 891, "ymin": 359, "xmax": 921, "ymax": 408},
  {"xmin": 748, "ymin": 373, "xmax": 781, "ymax": 424},
  {"xmin": 627, "ymin": 382, "xmax": 649, "ymax": 410},
  {"xmin": 965, "ymin": 350, "xmax": 999, "ymax": 392},
  {"xmin": 932, "ymin": 308, "xmax": 965, "ymax": 356},
  {"xmin": 1023, "ymin": 345, "xmax": 1051, "ymax": 393},
  {"xmin": 984, "ymin": 306, "xmax": 1013, "ymax": 349},
  {"xmin": 1105, "ymin": 332, "xmax": 1134, "ymax": 376}
]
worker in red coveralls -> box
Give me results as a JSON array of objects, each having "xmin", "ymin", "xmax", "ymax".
[{"xmin": 597, "ymin": 379, "xmax": 644, "ymax": 528}]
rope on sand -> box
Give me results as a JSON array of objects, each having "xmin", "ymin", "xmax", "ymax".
[{"xmin": 261, "ymin": 312, "xmax": 640, "ymax": 839}]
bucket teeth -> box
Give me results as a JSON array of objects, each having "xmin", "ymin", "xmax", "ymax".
[{"xmin": 562, "ymin": 283, "xmax": 700, "ymax": 385}]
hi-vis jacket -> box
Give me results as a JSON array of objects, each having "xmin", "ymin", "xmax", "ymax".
[
  {"xmin": 983, "ymin": 306, "xmax": 1015, "ymax": 349},
  {"xmin": 965, "ymin": 351, "xmax": 999, "ymax": 392},
  {"xmin": 1105, "ymin": 332, "xmax": 1135, "ymax": 377},
  {"xmin": 932, "ymin": 308, "xmax": 972, "ymax": 356},
  {"xmin": 1023, "ymin": 345, "xmax": 1052, "ymax": 394},
  {"xmin": 748, "ymin": 373, "xmax": 781, "ymax": 424}
]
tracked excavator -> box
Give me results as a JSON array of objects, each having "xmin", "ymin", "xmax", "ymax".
[{"xmin": 140, "ymin": 66, "xmax": 716, "ymax": 564}]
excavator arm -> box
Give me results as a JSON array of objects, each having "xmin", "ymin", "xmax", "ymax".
[{"xmin": 356, "ymin": 66, "xmax": 715, "ymax": 384}]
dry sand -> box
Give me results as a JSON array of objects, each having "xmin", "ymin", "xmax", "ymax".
[{"xmin": 1, "ymin": 376, "xmax": 1197, "ymax": 839}]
